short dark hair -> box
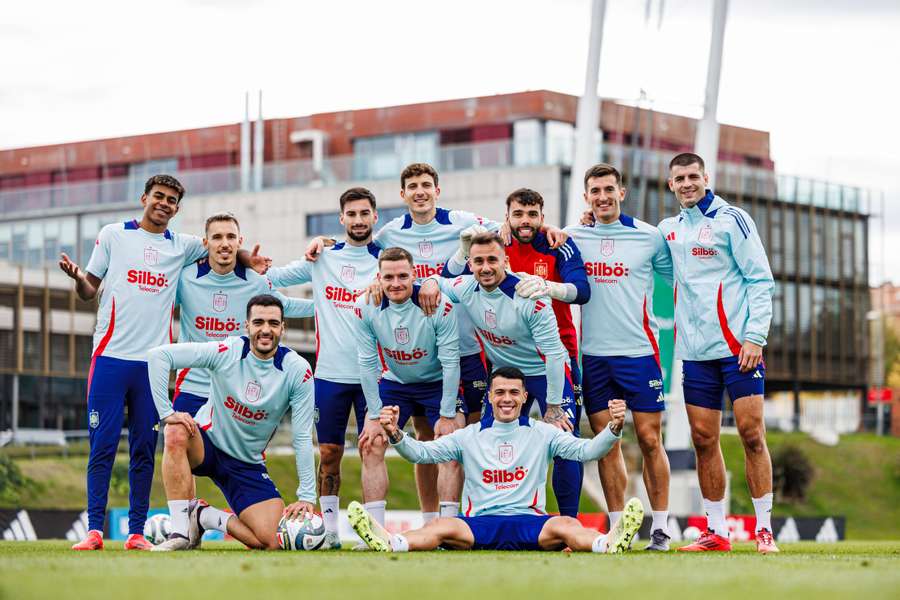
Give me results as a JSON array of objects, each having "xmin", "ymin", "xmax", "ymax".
[
  {"xmin": 378, "ymin": 246, "xmax": 414, "ymax": 269},
  {"xmin": 668, "ymin": 152, "xmax": 705, "ymax": 173},
  {"xmin": 339, "ymin": 187, "xmax": 377, "ymax": 211},
  {"xmin": 506, "ymin": 188, "xmax": 544, "ymax": 210},
  {"xmin": 246, "ymin": 294, "xmax": 284, "ymax": 320},
  {"xmin": 489, "ymin": 366, "xmax": 526, "ymax": 389},
  {"xmin": 469, "ymin": 231, "xmax": 506, "ymax": 253},
  {"xmin": 583, "ymin": 163, "xmax": 622, "ymax": 189},
  {"xmin": 205, "ymin": 212, "xmax": 240, "ymax": 234},
  {"xmin": 144, "ymin": 174, "xmax": 185, "ymax": 201},
  {"xmin": 400, "ymin": 163, "xmax": 439, "ymax": 189}
]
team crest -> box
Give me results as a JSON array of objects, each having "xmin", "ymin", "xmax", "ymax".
[
  {"xmin": 498, "ymin": 442, "xmax": 514, "ymax": 465},
  {"xmin": 534, "ymin": 261, "xmax": 549, "ymax": 278},
  {"xmin": 245, "ymin": 381, "xmax": 262, "ymax": 404},
  {"xmin": 698, "ymin": 225, "xmax": 713, "ymax": 244},
  {"xmin": 143, "ymin": 246, "xmax": 159, "ymax": 266},
  {"xmin": 394, "ymin": 327, "xmax": 410, "ymax": 344},
  {"xmin": 340, "ymin": 265, "xmax": 356, "ymax": 283},
  {"xmin": 418, "ymin": 240, "xmax": 433, "ymax": 258},
  {"xmin": 601, "ymin": 238, "xmax": 614, "ymax": 257},
  {"xmin": 212, "ymin": 293, "xmax": 228, "ymax": 312},
  {"xmin": 89, "ymin": 410, "xmax": 99, "ymax": 429},
  {"xmin": 484, "ymin": 309, "xmax": 497, "ymax": 329}
]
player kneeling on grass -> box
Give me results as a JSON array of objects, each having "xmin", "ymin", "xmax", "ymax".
[
  {"xmin": 348, "ymin": 366, "xmax": 643, "ymax": 553},
  {"xmin": 147, "ymin": 294, "xmax": 317, "ymax": 551}
]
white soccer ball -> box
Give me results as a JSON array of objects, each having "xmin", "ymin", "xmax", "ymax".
[
  {"xmin": 144, "ymin": 513, "xmax": 172, "ymax": 545},
  {"xmin": 276, "ymin": 514, "xmax": 327, "ymax": 551},
  {"xmin": 682, "ymin": 526, "xmax": 702, "ymax": 542}
]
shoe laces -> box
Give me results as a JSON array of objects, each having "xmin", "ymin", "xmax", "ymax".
[
  {"xmin": 651, "ymin": 529, "xmax": 671, "ymax": 544},
  {"xmin": 757, "ymin": 528, "xmax": 774, "ymax": 544}
]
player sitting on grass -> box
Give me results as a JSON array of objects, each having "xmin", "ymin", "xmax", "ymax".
[
  {"xmin": 147, "ymin": 294, "xmax": 316, "ymax": 551},
  {"xmin": 348, "ymin": 366, "xmax": 643, "ymax": 553}
]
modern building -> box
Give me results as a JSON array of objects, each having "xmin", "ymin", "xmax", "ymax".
[{"xmin": 0, "ymin": 90, "xmax": 874, "ymax": 432}]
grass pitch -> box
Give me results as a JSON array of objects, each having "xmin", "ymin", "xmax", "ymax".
[{"xmin": 1, "ymin": 541, "xmax": 898, "ymax": 600}]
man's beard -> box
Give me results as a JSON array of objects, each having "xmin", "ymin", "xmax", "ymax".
[{"xmin": 347, "ymin": 227, "xmax": 371, "ymax": 242}]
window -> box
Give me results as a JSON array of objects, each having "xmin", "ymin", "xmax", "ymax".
[
  {"xmin": 513, "ymin": 119, "xmax": 543, "ymax": 166},
  {"xmin": 353, "ymin": 132, "xmax": 439, "ymax": 181},
  {"xmin": 812, "ymin": 211, "xmax": 824, "ymax": 278},
  {"xmin": 798, "ymin": 211, "xmax": 810, "ymax": 278},
  {"xmin": 783, "ymin": 208, "xmax": 796, "ymax": 275}
]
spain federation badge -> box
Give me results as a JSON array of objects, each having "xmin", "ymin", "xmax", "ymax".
[
  {"xmin": 601, "ymin": 238, "xmax": 614, "ymax": 257},
  {"xmin": 143, "ymin": 246, "xmax": 159, "ymax": 266},
  {"xmin": 213, "ymin": 292, "xmax": 228, "ymax": 312},
  {"xmin": 341, "ymin": 265, "xmax": 356, "ymax": 283},
  {"xmin": 418, "ymin": 240, "xmax": 433, "ymax": 258},
  {"xmin": 498, "ymin": 442, "xmax": 514, "ymax": 465},
  {"xmin": 534, "ymin": 261, "xmax": 549, "ymax": 278},
  {"xmin": 245, "ymin": 381, "xmax": 262, "ymax": 404},
  {"xmin": 699, "ymin": 225, "xmax": 713, "ymax": 244},
  {"xmin": 484, "ymin": 309, "xmax": 498, "ymax": 329},
  {"xmin": 394, "ymin": 327, "xmax": 410, "ymax": 344}
]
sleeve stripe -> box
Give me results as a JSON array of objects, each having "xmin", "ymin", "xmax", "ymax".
[
  {"xmin": 557, "ymin": 242, "xmax": 574, "ymax": 260},
  {"xmin": 724, "ymin": 208, "xmax": 749, "ymax": 239}
]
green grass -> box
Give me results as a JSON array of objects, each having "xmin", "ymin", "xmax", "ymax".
[
  {"xmin": 1, "ymin": 541, "xmax": 899, "ymax": 600},
  {"xmin": 720, "ymin": 432, "xmax": 900, "ymax": 540}
]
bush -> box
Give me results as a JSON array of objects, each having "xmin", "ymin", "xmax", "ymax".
[
  {"xmin": 772, "ymin": 444, "xmax": 815, "ymax": 502},
  {"xmin": 0, "ymin": 454, "xmax": 41, "ymax": 505}
]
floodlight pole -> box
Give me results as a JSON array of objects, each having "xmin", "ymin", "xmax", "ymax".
[
  {"xmin": 240, "ymin": 92, "xmax": 251, "ymax": 192},
  {"xmin": 566, "ymin": 0, "xmax": 607, "ymax": 228},
  {"xmin": 694, "ymin": 0, "xmax": 728, "ymax": 188}
]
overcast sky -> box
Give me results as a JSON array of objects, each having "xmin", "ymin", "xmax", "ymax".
[{"xmin": 1, "ymin": 0, "xmax": 897, "ymax": 283}]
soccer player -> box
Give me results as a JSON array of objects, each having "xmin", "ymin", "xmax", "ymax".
[
  {"xmin": 147, "ymin": 294, "xmax": 316, "ymax": 551},
  {"xmin": 565, "ymin": 164, "xmax": 674, "ymax": 551},
  {"xmin": 173, "ymin": 212, "xmax": 314, "ymax": 417},
  {"xmin": 423, "ymin": 232, "xmax": 583, "ymax": 518},
  {"xmin": 658, "ymin": 153, "xmax": 778, "ymax": 554},
  {"xmin": 58, "ymin": 174, "xmax": 266, "ymax": 551},
  {"xmin": 355, "ymin": 247, "xmax": 461, "ymax": 518},
  {"xmin": 347, "ymin": 367, "xmax": 643, "ymax": 553},
  {"xmin": 265, "ymin": 187, "xmax": 381, "ymax": 547}
]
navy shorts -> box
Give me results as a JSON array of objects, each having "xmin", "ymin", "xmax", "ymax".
[
  {"xmin": 683, "ymin": 356, "xmax": 765, "ymax": 410},
  {"xmin": 582, "ymin": 354, "xmax": 665, "ymax": 414},
  {"xmin": 458, "ymin": 353, "xmax": 488, "ymax": 415},
  {"xmin": 458, "ymin": 514, "xmax": 553, "ymax": 550},
  {"xmin": 192, "ymin": 428, "xmax": 281, "ymax": 516},
  {"xmin": 314, "ymin": 379, "xmax": 367, "ymax": 445},
  {"xmin": 379, "ymin": 379, "xmax": 443, "ymax": 429},
  {"xmin": 172, "ymin": 391, "xmax": 208, "ymax": 417}
]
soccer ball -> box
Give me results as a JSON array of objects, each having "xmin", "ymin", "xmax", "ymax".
[
  {"xmin": 144, "ymin": 513, "xmax": 172, "ymax": 545},
  {"xmin": 276, "ymin": 514, "xmax": 327, "ymax": 551}
]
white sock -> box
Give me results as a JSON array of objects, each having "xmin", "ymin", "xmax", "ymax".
[
  {"xmin": 390, "ymin": 534, "xmax": 409, "ymax": 552},
  {"xmin": 651, "ymin": 511, "xmax": 669, "ymax": 534},
  {"xmin": 608, "ymin": 511, "xmax": 622, "ymax": 528},
  {"xmin": 198, "ymin": 505, "xmax": 231, "ymax": 533},
  {"xmin": 439, "ymin": 501, "xmax": 460, "ymax": 518},
  {"xmin": 591, "ymin": 534, "xmax": 608, "ymax": 553},
  {"xmin": 422, "ymin": 511, "xmax": 439, "ymax": 525},
  {"xmin": 320, "ymin": 495, "xmax": 339, "ymax": 533},
  {"xmin": 702, "ymin": 498, "xmax": 728, "ymax": 537},
  {"xmin": 364, "ymin": 500, "xmax": 387, "ymax": 527},
  {"xmin": 752, "ymin": 493, "xmax": 773, "ymax": 533},
  {"xmin": 168, "ymin": 500, "xmax": 190, "ymax": 537}
]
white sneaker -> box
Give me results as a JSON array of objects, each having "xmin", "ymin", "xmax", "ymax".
[
  {"xmin": 150, "ymin": 534, "xmax": 191, "ymax": 552},
  {"xmin": 347, "ymin": 501, "xmax": 391, "ymax": 552},
  {"xmin": 606, "ymin": 498, "xmax": 644, "ymax": 554}
]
